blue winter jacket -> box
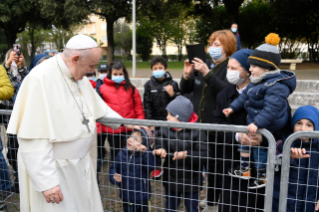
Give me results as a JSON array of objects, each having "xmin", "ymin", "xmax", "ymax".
[
  {"xmin": 230, "ymin": 70, "xmax": 296, "ymax": 132},
  {"xmin": 109, "ymin": 147, "xmax": 159, "ymax": 204},
  {"xmin": 273, "ymin": 138, "xmax": 319, "ymax": 212}
]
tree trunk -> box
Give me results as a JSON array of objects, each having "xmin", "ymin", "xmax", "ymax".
[
  {"xmin": 161, "ymin": 40, "xmax": 167, "ymax": 60},
  {"xmin": 178, "ymin": 45, "xmax": 183, "ymax": 61},
  {"xmin": 106, "ymin": 19, "xmax": 115, "ymax": 64},
  {"xmin": 30, "ymin": 28, "xmax": 36, "ymax": 59},
  {"xmin": 4, "ymin": 30, "xmax": 18, "ymax": 50}
]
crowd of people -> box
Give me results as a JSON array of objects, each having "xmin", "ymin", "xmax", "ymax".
[{"xmin": 0, "ymin": 24, "xmax": 318, "ymax": 212}]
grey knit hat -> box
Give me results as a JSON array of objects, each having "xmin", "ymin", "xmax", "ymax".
[
  {"xmin": 166, "ymin": 96, "xmax": 193, "ymax": 122},
  {"xmin": 247, "ymin": 33, "xmax": 281, "ymax": 71}
]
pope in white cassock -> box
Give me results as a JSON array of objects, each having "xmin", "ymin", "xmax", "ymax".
[{"xmin": 7, "ymin": 35, "xmax": 123, "ymax": 212}]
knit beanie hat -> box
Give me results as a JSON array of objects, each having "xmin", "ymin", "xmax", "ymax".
[
  {"xmin": 166, "ymin": 96, "xmax": 194, "ymax": 122},
  {"xmin": 291, "ymin": 105, "xmax": 319, "ymax": 131},
  {"xmin": 247, "ymin": 33, "xmax": 281, "ymax": 71},
  {"xmin": 230, "ymin": 49, "xmax": 254, "ymax": 74}
]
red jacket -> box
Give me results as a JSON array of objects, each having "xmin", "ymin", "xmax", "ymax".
[
  {"xmin": 97, "ymin": 78, "xmax": 145, "ymax": 134},
  {"xmin": 89, "ymin": 80, "xmax": 97, "ymax": 89}
]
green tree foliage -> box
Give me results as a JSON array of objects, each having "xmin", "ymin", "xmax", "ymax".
[
  {"xmin": 114, "ymin": 23, "xmax": 132, "ymax": 57},
  {"xmin": 136, "ymin": 27, "xmax": 153, "ymax": 62}
]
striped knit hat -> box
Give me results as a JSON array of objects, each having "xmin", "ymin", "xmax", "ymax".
[
  {"xmin": 166, "ymin": 96, "xmax": 193, "ymax": 122},
  {"xmin": 247, "ymin": 33, "xmax": 281, "ymax": 71}
]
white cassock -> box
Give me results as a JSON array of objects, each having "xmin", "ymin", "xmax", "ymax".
[{"xmin": 7, "ymin": 54, "xmax": 122, "ymax": 212}]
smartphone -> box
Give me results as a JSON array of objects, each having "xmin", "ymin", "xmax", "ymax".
[
  {"xmin": 13, "ymin": 44, "xmax": 21, "ymax": 57},
  {"xmin": 186, "ymin": 44, "xmax": 207, "ymax": 64}
]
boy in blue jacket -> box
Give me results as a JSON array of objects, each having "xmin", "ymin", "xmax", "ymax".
[
  {"xmin": 109, "ymin": 128, "xmax": 158, "ymax": 212},
  {"xmin": 272, "ymin": 105, "xmax": 319, "ymax": 212},
  {"xmin": 223, "ymin": 33, "xmax": 296, "ymax": 189}
]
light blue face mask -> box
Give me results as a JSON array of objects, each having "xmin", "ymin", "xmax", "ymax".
[
  {"xmin": 231, "ymin": 28, "xmax": 237, "ymax": 33},
  {"xmin": 209, "ymin": 47, "xmax": 224, "ymax": 61},
  {"xmin": 152, "ymin": 70, "xmax": 166, "ymax": 79},
  {"xmin": 88, "ymin": 77, "xmax": 96, "ymax": 81},
  {"xmin": 112, "ymin": 76, "xmax": 125, "ymax": 84}
]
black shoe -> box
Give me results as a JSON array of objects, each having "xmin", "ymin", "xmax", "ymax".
[
  {"xmin": 248, "ymin": 178, "xmax": 266, "ymax": 189},
  {"xmin": 228, "ymin": 166, "xmax": 251, "ymax": 180}
]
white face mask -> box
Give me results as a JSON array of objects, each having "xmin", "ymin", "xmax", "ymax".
[
  {"xmin": 99, "ymin": 73, "xmax": 107, "ymax": 80},
  {"xmin": 226, "ymin": 69, "xmax": 246, "ymax": 86}
]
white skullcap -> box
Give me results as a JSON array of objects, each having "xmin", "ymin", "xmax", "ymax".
[{"xmin": 65, "ymin": 34, "xmax": 98, "ymax": 50}]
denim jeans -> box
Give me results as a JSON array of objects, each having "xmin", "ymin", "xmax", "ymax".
[
  {"xmin": 0, "ymin": 136, "xmax": 12, "ymax": 191},
  {"xmin": 164, "ymin": 188, "xmax": 199, "ymax": 212},
  {"xmin": 238, "ymin": 144, "xmax": 267, "ymax": 170}
]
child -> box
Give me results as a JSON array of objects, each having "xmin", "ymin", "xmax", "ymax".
[
  {"xmin": 86, "ymin": 71, "xmax": 97, "ymax": 88},
  {"xmin": 272, "ymin": 105, "xmax": 319, "ymax": 212},
  {"xmin": 223, "ymin": 33, "xmax": 296, "ymax": 189},
  {"xmin": 153, "ymin": 96, "xmax": 210, "ymax": 212},
  {"xmin": 96, "ymin": 63, "xmax": 108, "ymax": 90},
  {"xmin": 143, "ymin": 56, "xmax": 181, "ymax": 121},
  {"xmin": 109, "ymin": 128, "xmax": 158, "ymax": 212},
  {"xmin": 96, "ymin": 61, "xmax": 145, "ymax": 163}
]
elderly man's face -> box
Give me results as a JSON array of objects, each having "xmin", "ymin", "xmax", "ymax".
[{"xmin": 73, "ymin": 48, "xmax": 101, "ymax": 80}]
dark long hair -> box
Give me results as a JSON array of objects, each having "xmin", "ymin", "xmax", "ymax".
[{"xmin": 107, "ymin": 61, "xmax": 134, "ymax": 91}]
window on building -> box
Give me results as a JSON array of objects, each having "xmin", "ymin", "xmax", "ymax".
[
  {"xmin": 91, "ymin": 25, "xmax": 95, "ymax": 34},
  {"xmin": 102, "ymin": 36, "xmax": 107, "ymax": 42},
  {"xmin": 101, "ymin": 24, "xmax": 107, "ymax": 30}
]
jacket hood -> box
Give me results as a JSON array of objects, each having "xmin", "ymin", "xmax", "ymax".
[
  {"xmin": 262, "ymin": 70, "xmax": 296, "ymax": 94},
  {"xmin": 28, "ymin": 54, "xmax": 51, "ymax": 72},
  {"xmin": 103, "ymin": 77, "xmax": 125, "ymax": 86},
  {"xmin": 150, "ymin": 71, "xmax": 173, "ymax": 82}
]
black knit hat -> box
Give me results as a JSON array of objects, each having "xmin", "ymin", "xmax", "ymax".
[{"xmin": 247, "ymin": 33, "xmax": 281, "ymax": 71}]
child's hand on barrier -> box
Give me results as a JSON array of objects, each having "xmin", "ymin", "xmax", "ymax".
[
  {"xmin": 291, "ymin": 148, "xmax": 310, "ymax": 160},
  {"xmin": 223, "ymin": 108, "xmax": 233, "ymax": 117},
  {"xmin": 247, "ymin": 123, "xmax": 258, "ymax": 134},
  {"xmin": 315, "ymin": 199, "xmax": 319, "ymax": 211},
  {"xmin": 152, "ymin": 148, "xmax": 167, "ymax": 158},
  {"xmin": 138, "ymin": 145, "xmax": 147, "ymax": 152},
  {"xmin": 172, "ymin": 151, "xmax": 187, "ymax": 160},
  {"xmin": 114, "ymin": 173, "xmax": 122, "ymax": 183}
]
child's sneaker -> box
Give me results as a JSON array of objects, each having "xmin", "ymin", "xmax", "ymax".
[
  {"xmin": 248, "ymin": 178, "xmax": 266, "ymax": 189},
  {"xmin": 228, "ymin": 166, "xmax": 251, "ymax": 179},
  {"xmin": 152, "ymin": 169, "xmax": 163, "ymax": 178}
]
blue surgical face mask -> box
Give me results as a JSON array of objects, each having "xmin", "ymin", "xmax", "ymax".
[
  {"xmin": 152, "ymin": 70, "xmax": 166, "ymax": 79},
  {"xmin": 88, "ymin": 77, "xmax": 96, "ymax": 81},
  {"xmin": 112, "ymin": 76, "xmax": 125, "ymax": 84},
  {"xmin": 209, "ymin": 47, "xmax": 224, "ymax": 61},
  {"xmin": 231, "ymin": 28, "xmax": 237, "ymax": 33}
]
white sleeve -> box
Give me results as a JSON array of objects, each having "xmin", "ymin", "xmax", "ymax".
[
  {"xmin": 18, "ymin": 138, "xmax": 60, "ymax": 192},
  {"xmin": 235, "ymin": 133, "xmax": 239, "ymax": 143},
  {"xmin": 97, "ymin": 105, "xmax": 123, "ymax": 130}
]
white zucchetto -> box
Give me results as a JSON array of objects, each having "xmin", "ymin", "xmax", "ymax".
[{"xmin": 65, "ymin": 34, "xmax": 98, "ymax": 50}]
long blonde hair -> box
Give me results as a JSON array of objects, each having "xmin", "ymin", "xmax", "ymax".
[{"xmin": 4, "ymin": 49, "xmax": 26, "ymax": 72}]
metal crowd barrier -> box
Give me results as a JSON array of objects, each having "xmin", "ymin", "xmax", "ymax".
[
  {"xmin": 0, "ymin": 110, "xmax": 279, "ymax": 212},
  {"xmin": 278, "ymin": 131, "xmax": 319, "ymax": 212}
]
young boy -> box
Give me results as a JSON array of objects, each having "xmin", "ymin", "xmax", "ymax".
[
  {"xmin": 153, "ymin": 96, "xmax": 210, "ymax": 212},
  {"xmin": 143, "ymin": 56, "xmax": 181, "ymax": 121},
  {"xmin": 96, "ymin": 63, "xmax": 108, "ymax": 90},
  {"xmin": 109, "ymin": 128, "xmax": 158, "ymax": 212},
  {"xmin": 272, "ymin": 105, "xmax": 319, "ymax": 212},
  {"xmin": 223, "ymin": 33, "xmax": 296, "ymax": 189}
]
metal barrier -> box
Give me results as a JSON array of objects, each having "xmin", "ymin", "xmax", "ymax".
[
  {"xmin": 0, "ymin": 110, "xmax": 277, "ymax": 212},
  {"xmin": 278, "ymin": 131, "xmax": 319, "ymax": 212}
]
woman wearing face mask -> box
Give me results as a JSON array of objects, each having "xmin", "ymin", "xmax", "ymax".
[
  {"xmin": 96, "ymin": 61, "xmax": 145, "ymax": 163},
  {"xmin": 180, "ymin": 30, "xmax": 236, "ymax": 211}
]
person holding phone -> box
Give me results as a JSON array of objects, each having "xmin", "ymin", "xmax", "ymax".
[
  {"xmin": 1, "ymin": 48, "xmax": 28, "ymax": 193},
  {"xmin": 180, "ymin": 30, "xmax": 237, "ymax": 211}
]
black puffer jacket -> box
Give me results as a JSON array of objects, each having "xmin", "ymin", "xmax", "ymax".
[
  {"xmin": 143, "ymin": 72, "xmax": 180, "ymax": 120},
  {"xmin": 154, "ymin": 127, "xmax": 210, "ymax": 192}
]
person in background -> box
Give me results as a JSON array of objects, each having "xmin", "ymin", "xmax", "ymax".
[
  {"xmin": 109, "ymin": 128, "xmax": 158, "ymax": 212},
  {"xmin": 180, "ymin": 30, "xmax": 236, "ymax": 211},
  {"xmin": 86, "ymin": 71, "xmax": 97, "ymax": 89},
  {"xmin": 28, "ymin": 54, "xmax": 50, "ymax": 72},
  {"xmin": 96, "ymin": 63, "xmax": 108, "ymax": 90},
  {"xmin": 1, "ymin": 49, "xmax": 28, "ymax": 193},
  {"xmin": 153, "ymin": 96, "xmax": 210, "ymax": 212},
  {"xmin": 0, "ymin": 64, "xmax": 14, "ymax": 209},
  {"xmin": 97, "ymin": 61, "xmax": 145, "ymax": 164},
  {"xmin": 272, "ymin": 105, "xmax": 319, "ymax": 212},
  {"xmin": 231, "ymin": 23, "xmax": 241, "ymax": 51}
]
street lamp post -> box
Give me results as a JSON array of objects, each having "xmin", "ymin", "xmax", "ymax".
[{"xmin": 132, "ymin": 0, "xmax": 136, "ymax": 77}]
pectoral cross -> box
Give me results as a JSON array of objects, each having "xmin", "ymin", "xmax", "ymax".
[{"xmin": 82, "ymin": 114, "xmax": 91, "ymax": 133}]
